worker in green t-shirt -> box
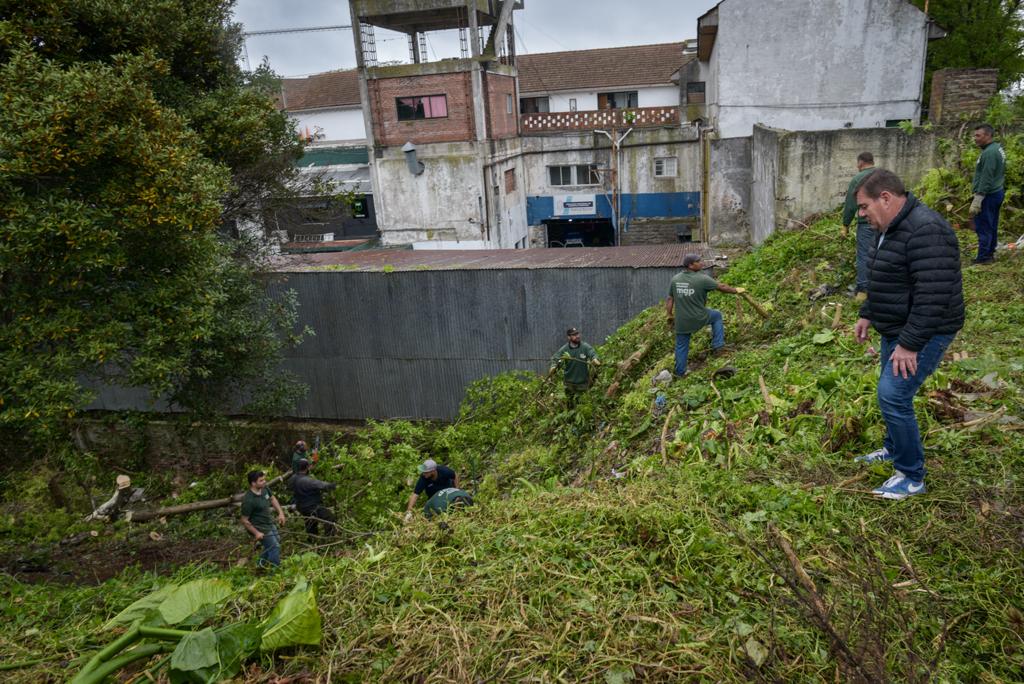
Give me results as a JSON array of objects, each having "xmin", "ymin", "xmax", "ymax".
[
  {"xmin": 548, "ymin": 327, "xmax": 599, "ymax": 403},
  {"xmin": 666, "ymin": 255, "xmax": 745, "ymax": 378},
  {"xmin": 842, "ymin": 151, "xmax": 875, "ymax": 295},
  {"xmin": 969, "ymin": 123, "xmax": 1006, "ymax": 264},
  {"xmin": 291, "ymin": 440, "xmax": 309, "ymax": 472},
  {"xmin": 240, "ymin": 470, "xmax": 286, "ymax": 568}
]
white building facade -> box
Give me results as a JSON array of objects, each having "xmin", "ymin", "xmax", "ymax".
[{"xmin": 694, "ymin": 0, "xmax": 940, "ymax": 139}]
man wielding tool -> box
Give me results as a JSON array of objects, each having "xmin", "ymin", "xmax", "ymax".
[
  {"xmin": 291, "ymin": 440, "xmax": 310, "ymax": 473},
  {"xmin": 290, "ymin": 459, "xmax": 338, "ymax": 540},
  {"xmin": 240, "ymin": 471, "xmax": 287, "ymax": 567},
  {"xmin": 665, "ymin": 254, "xmax": 744, "ymax": 378},
  {"xmin": 404, "ymin": 459, "xmax": 458, "ymax": 522},
  {"xmin": 842, "ymin": 151, "xmax": 876, "ymax": 294},
  {"xmin": 852, "ymin": 168, "xmax": 964, "ymax": 500},
  {"xmin": 548, "ymin": 327, "xmax": 599, "ymax": 403},
  {"xmin": 969, "ymin": 123, "xmax": 1005, "ymax": 264}
]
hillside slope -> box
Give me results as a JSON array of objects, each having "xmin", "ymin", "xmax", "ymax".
[{"xmin": 2, "ymin": 215, "xmax": 1022, "ymax": 682}]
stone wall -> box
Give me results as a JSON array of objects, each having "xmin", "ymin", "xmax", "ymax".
[
  {"xmin": 74, "ymin": 418, "xmax": 357, "ymax": 480},
  {"xmin": 929, "ymin": 68, "xmax": 999, "ymax": 125},
  {"xmin": 619, "ymin": 219, "xmax": 697, "ymax": 245}
]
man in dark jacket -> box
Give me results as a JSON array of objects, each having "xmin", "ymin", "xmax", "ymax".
[
  {"xmin": 290, "ymin": 459, "xmax": 337, "ymax": 539},
  {"xmin": 852, "ymin": 169, "xmax": 964, "ymax": 500}
]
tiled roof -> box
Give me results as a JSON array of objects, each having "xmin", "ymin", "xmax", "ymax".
[
  {"xmin": 517, "ymin": 42, "xmax": 693, "ymax": 95},
  {"xmin": 278, "ymin": 69, "xmax": 361, "ymax": 111},
  {"xmin": 273, "ymin": 244, "xmax": 729, "ymax": 272}
]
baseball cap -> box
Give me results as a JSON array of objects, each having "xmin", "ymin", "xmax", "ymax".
[
  {"xmin": 116, "ymin": 475, "xmax": 132, "ymax": 490},
  {"xmin": 417, "ymin": 459, "xmax": 438, "ymax": 474},
  {"xmin": 297, "ymin": 458, "xmax": 310, "ymax": 471},
  {"xmin": 682, "ymin": 254, "xmax": 703, "ymax": 268},
  {"xmin": 566, "ymin": 327, "xmax": 580, "ymax": 336}
]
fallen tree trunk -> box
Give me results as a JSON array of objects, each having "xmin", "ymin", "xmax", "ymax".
[
  {"xmin": 739, "ymin": 291, "xmax": 771, "ymax": 320},
  {"xmin": 122, "ymin": 471, "xmax": 293, "ymax": 523},
  {"xmin": 603, "ymin": 317, "xmax": 669, "ymax": 398}
]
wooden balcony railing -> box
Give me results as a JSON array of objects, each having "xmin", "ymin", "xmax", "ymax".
[{"xmin": 521, "ymin": 106, "xmax": 680, "ymax": 132}]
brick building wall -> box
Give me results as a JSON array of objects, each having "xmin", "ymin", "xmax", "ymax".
[
  {"xmin": 620, "ymin": 219, "xmax": 696, "ymax": 246},
  {"xmin": 368, "ymin": 71, "xmax": 476, "ymax": 146},
  {"xmin": 485, "ymin": 72, "xmax": 519, "ymax": 139},
  {"xmin": 929, "ymin": 68, "xmax": 999, "ymax": 125}
]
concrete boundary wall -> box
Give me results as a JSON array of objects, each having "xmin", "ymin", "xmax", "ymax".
[
  {"xmin": 259, "ymin": 268, "xmax": 681, "ymax": 420},
  {"xmin": 749, "ymin": 124, "xmax": 941, "ymax": 243}
]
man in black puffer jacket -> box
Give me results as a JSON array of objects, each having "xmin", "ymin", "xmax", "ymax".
[{"xmin": 851, "ymin": 169, "xmax": 964, "ymax": 500}]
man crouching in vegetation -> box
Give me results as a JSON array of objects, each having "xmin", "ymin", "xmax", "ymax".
[
  {"xmin": 852, "ymin": 169, "xmax": 964, "ymax": 500},
  {"xmin": 241, "ymin": 471, "xmax": 287, "ymax": 567},
  {"xmin": 404, "ymin": 459, "xmax": 458, "ymax": 523}
]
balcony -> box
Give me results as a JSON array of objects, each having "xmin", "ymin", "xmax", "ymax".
[{"xmin": 520, "ymin": 106, "xmax": 680, "ymax": 133}]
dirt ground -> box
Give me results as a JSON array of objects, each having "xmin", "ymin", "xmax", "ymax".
[{"xmin": 0, "ymin": 534, "xmax": 245, "ymax": 585}]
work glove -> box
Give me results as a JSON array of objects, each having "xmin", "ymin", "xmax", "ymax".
[
  {"xmin": 404, "ymin": 511, "xmax": 413, "ymax": 524},
  {"xmin": 969, "ymin": 193, "xmax": 984, "ymax": 217},
  {"xmin": 734, "ymin": 287, "xmax": 747, "ymax": 294},
  {"xmin": 547, "ymin": 367, "xmax": 556, "ymax": 379}
]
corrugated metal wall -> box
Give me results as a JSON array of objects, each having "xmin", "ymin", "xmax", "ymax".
[{"xmin": 266, "ymin": 266, "xmax": 678, "ymax": 419}]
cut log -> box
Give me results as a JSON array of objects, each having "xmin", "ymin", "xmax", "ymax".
[
  {"xmin": 739, "ymin": 291, "xmax": 771, "ymax": 320},
  {"xmin": 84, "ymin": 486, "xmax": 145, "ymax": 522},
  {"xmin": 117, "ymin": 471, "xmax": 292, "ymax": 523}
]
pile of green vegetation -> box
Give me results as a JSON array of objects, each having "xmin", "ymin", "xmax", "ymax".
[{"xmin": 2, "ymin": 201, "xmax": 1021, "ymax": 681}]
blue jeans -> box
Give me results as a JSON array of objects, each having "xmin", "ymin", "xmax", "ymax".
[
  {"xmin": 877, "ymin": 334, "xmax": 955, "ymax": 482},
  {"xmin": 855, "ymin": 222, "xmax": 875, "ymax": 291},
  {"xmin": 674, "ymin": 309, "xmax": 725, "ymax": 376},
  {"xmin": 975, "ymin": 189, "xmax": 1004, "ymax": 261},
  {"xmin": 258, "ymin": 526, "xmax": 281, "ymax": 567}
]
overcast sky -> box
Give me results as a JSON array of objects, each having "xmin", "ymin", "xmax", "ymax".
[{"xmin": 233, "ymin": 0, "xmax": 718, "ymax": 77}]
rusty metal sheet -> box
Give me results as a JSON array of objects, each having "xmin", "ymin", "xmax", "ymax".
[{"xmin": 273, "ymin": 244, "xmax": 723, "ymax": 273}]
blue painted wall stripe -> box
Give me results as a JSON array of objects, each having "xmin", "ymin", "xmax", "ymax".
[{"xmin": 526, "ymin": 192, "xmax": 700, "ymax": 225}]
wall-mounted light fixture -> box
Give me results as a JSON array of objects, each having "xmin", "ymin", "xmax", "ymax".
[{"xmin": 402, "ymin": 142, "xmax": 425, "ymax": 176}]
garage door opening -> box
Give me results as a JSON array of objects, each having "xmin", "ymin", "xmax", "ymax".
[{"xmin": 544, "ymin": 218, "xmax": 615, "ymax": 247}]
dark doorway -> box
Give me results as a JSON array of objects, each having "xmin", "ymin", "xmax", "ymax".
[{"xmin": 545, "ymin": 218, "xmax": 615, "ymax": 247}]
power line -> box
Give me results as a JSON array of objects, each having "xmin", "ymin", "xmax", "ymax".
[{"xmin": 243, "ymin": 24, "xmax": 351, "ymax": 37}]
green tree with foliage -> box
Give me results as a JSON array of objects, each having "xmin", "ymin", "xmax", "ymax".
[
  {"xmin": 914, "ymin": 0, "xmax": 1024, "ymax": 94},
  {"xmin": 0, "ymin": 0, "xmax": 313, "ymax": 458}
]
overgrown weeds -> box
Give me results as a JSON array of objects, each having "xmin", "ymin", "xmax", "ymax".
[{"xmin": 2, "ymin": 208, "xmax": 1023, "ymax": 681}]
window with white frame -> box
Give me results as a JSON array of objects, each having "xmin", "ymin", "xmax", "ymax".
[
  {"xmin": 506, "ymin": 94, "xmax": 513, "ymax": 114},
  {"xmin": 549, "ymin": 164, "xmax": 601, "ymax": 187},
  {"xmin": 549, "ymin": 166, "xmax": 573, "ymax": 186},
  {"xmin": 654, "ymin": 157, "xmax": 678, "ymax": 178}
]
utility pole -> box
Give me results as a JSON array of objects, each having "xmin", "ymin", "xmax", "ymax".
[{"xmin": 595, "ymin": 126, "xmax": 633, "ymax": 245}]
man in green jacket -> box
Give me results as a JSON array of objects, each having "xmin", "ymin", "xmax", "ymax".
[
  {"xmin": 969, "ymin": 123, "xmax": 1005, "ymax": 264},
  {"xmin": 842, "ymin": 152, "xmax": 876, "ymax": 294},
  {"xmin": 549, "ymin": 327, "xmax": 599, "ymax": 403}
]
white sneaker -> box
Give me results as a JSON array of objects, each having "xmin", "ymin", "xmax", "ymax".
[
  {"xmin": 855, "ymin": 447, "xmax": 893, "ymax": 464},
  {"xmin": 872, "ymin": 473, "xmax": 926, "ymax": 500}
]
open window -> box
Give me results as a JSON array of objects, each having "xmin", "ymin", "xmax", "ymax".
[
  {"xmin": 396, "ymin": 95, "xmax": 448, "ymax": 121},
  {"xmin": 597, "ymin": 91, "xmax": 638, "ymax": 109}
]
